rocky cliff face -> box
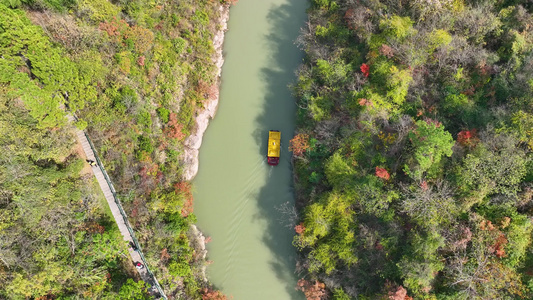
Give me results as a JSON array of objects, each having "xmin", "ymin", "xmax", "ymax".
[{"xmin": 182, "ymin": 4, "xmax": 230, "ymax": 181}]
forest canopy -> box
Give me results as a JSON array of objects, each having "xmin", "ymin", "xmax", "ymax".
[
  {"xmin": 291, "ymin": 0, "xmax": 533, "ymax": 299},
  {"xmin": 0, "ymin": 0, "xmax": 228, "ymax": 298}
]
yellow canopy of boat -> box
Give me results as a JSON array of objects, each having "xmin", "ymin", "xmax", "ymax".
[{"xmin": 268, "ymin": 131, "xmax": 281, "ymax": 158}]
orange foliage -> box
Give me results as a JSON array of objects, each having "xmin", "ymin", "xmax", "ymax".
[
  {"xmin": 99, "ymin": 19, "xmax": 122, "ymax": 37},
  {"xmin": 479, "ymin": 219, "xmax": 509, "ymax": 258},
  {"xmin": 160, "ymin": 248, "xmax": 171, "ymax": 263},
  {"xmin": 295, "ymin": 223, "xmax": 306, "ymax": 234},
  {"xmin": 375, "ymin": 167, "xmax": 390, "ymax": 180},
  {"xmin": 492, "ymin": 233, "xmax": 508, "ymax": 258},
  {"xmin": 201, "ymin": 288, "xmax": 228, "ymax": 300},
  {"xmin": 81, "ymin": 221, "xmax": 105, "ymax": 234},
  {"xmin": 289, "ymin": 134, "xmax": 310, "ymax": 157},
  {"xmin": 296, "ymin": 279, "xmax": 327, "ymax": 300},
  {"xmin": 181, "ymin": 197, "xmax": 193, "ymax": 217},
  {"xmin": 389, "ymin": 286, "xmax": 408, "ymax": 300},
  {"xmin": 98, "ymin": 17, "xmax": 130, "ymax": 43},
  {"xmin": 384, "ymin": 281, "xmax": 413, "ymax": 300},
  {"xmin": 99, "ymin": 18, "xmax": 153, "ymax": 54},
  {"xmin": 165, "ymin": 112, "xmax": 186, "ymax": 140},
  {"xmin": 480, "ymin": 220, "xmax": 495, "ymax": 231},
  {"xmin": 175, "ymin": 182, "xmax": 193, "ymax": 217},
  {"xmin": 358, "ymin": 98, "xmax": 373, "ymax": 107},
  {"xmin": 197, "ymin": 80, "xmax": 219, "ymax": 101}
]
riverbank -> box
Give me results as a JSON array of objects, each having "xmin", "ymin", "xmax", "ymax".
[
  {"xmin": 182, "ymin": 3, "xmax": 230, "ymax": 181},
  {"xmin": 190, "ymin": 224, "xmax": 209, "ymax": 281},
  {"xmin": 183, "ymin": 2, "xmax": 230, "ymax": 285}
]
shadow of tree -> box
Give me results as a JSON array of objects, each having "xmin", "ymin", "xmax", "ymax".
[{"xmin": 251, "ymin": 0, "xmax": 308, "ymax": 299}]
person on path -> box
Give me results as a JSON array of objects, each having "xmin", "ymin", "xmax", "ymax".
[
  {"xmin": 86, "ymin": 159, "xmax": 97, "ymax": 166},
  {"xmin": 129, "ymin": 241, "xmax": 138, "ymax": 251}
]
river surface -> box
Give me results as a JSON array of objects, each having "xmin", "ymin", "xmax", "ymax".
[{"xmin": 193, "ymin": 0, "xmax": 308, "ymax": 299}]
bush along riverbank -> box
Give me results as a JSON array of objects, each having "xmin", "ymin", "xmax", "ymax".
[
  {"xmin": 0, "ymin": 0, "xmax": 234, "ymax": 298},
  {"xmin": 290, "ymin": 0, "xmax": 533, "ymax": 299}
]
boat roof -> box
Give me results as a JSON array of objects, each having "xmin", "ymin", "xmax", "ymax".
[
  {"xmin": 269, "ymin": 131, "xmax": 281, "ymax": 140},
  {"xmin": 268, "ymin": 131, "xmax": 281, "ymax": 158}
]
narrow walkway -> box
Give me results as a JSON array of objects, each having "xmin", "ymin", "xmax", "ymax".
[{"xmin": 70, "ymin": 117, "xmax": 166, "ymax": 299}]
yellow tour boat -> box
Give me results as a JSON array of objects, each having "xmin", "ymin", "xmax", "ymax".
[{"xmin": 267, "ymin": 130, "xmax": 281, "ymax": 166}]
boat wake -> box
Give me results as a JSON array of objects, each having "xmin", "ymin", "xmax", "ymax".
[{"xmin": 221, "ymin": 156, "xmax": 265, "ymax": 280}]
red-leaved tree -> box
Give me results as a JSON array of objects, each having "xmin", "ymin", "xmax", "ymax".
[
  {"xmin": 389, "ymin": 285, "xmax": 411, "ymax": 300},
  {"xmin": 160, "ymin": 248, "xmax": 170, "ymax": 263},
  {"xmin": 296, "ymin": 279, "xmax": 327, "ymax": 300},
  {"xmin": 295, "ymin": 223, "xmax": 306, "ymax": 234},
  {"xmin": 197, "ymin": 80, "xmax": 219, "ymax": 101},
  {"xmin": 201, "ymin": 288, "xmax": 227, "ymax": 300},
  {"xmin": 384, "ymin": 281, "xmax": 413, "ymax": 300},
  {"xmin": 493, "ymin": 233, "xmax": 508, "ymax": 258},
  {"xmin": 360, "ymin": 63, "xmax": 370, "ymax": 77},
  {"xmin": 358, "ymin": 98, "xmax": 373, "ymax": 107},
  {"xmin": 175, "ymin": 182, "xmax": 193, "ymax": 217},
  {"xmin": 457, "ymin": 129, "xmax": 478, "ymax": 147},
  {"xmin": 165, "ymin": 112, "xmax": 186, "ymax": 140},
  {"xmin": 375, "ymin": 167, "xmax": 390, "ymax": 180},
  {"xmin": 289, "ymin": 134, "xmax": 310, "ymax": 157},
  {"xmin": 344, "ymin": 8, "xmax": 355, "ymax": 29}
]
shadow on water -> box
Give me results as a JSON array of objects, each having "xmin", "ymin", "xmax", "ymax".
[{"xmin": 252, "ymin": 1, "xmax": 308, "ymax": 298}]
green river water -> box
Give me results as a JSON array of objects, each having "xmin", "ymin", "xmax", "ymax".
[{"xmin": 193, "ymin": 0, "xmax": 308, "ymax": 299}]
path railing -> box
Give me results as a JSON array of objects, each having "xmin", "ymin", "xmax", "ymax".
[{"xmin": 83, "ymin": 132, "xmax": 167, "ymax": 299}]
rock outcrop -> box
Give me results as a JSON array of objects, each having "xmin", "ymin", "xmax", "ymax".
[{"xmin": 182, "ymin": 4, "xmax": 230, "ymax": 181}]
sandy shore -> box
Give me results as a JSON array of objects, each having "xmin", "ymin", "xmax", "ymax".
[{"xmin": 182, "ymin": 4, "xmax": 230, "ymax": 181}]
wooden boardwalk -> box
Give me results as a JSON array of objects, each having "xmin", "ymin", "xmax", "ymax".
[{"xmin": 70, "ymin": 117, "xmax": 166, "ymax": 299}]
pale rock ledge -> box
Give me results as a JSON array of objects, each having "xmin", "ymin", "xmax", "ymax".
[{"xmin": 182, "ymin": 4, "xmax": 230, "ymax": 181}]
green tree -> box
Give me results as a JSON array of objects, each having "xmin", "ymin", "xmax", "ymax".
[
  {"xmin": 404, "ymin": 120, "xmax": 454, "ymax": 179},
  {"xmin": 0, "ymin": 4, "xmax": 96, "ymax": 128},
  {"xmin": 398, "ymin": 231, "xmax": 444, "ymax": 294},
  {"xmin": 118, "ymin": 279, "xmax": 152, "ymax": 300},
  {"xmin": 456, "ymin": 132, "xmax": 528, "ymax": 206},
  {"xmin": 324, "ymin": 151, "xmax": 356, "ymax": 189},
  {"xmin": 296, "ymin": 193, "xmax": 357, "ymax": 274}
]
